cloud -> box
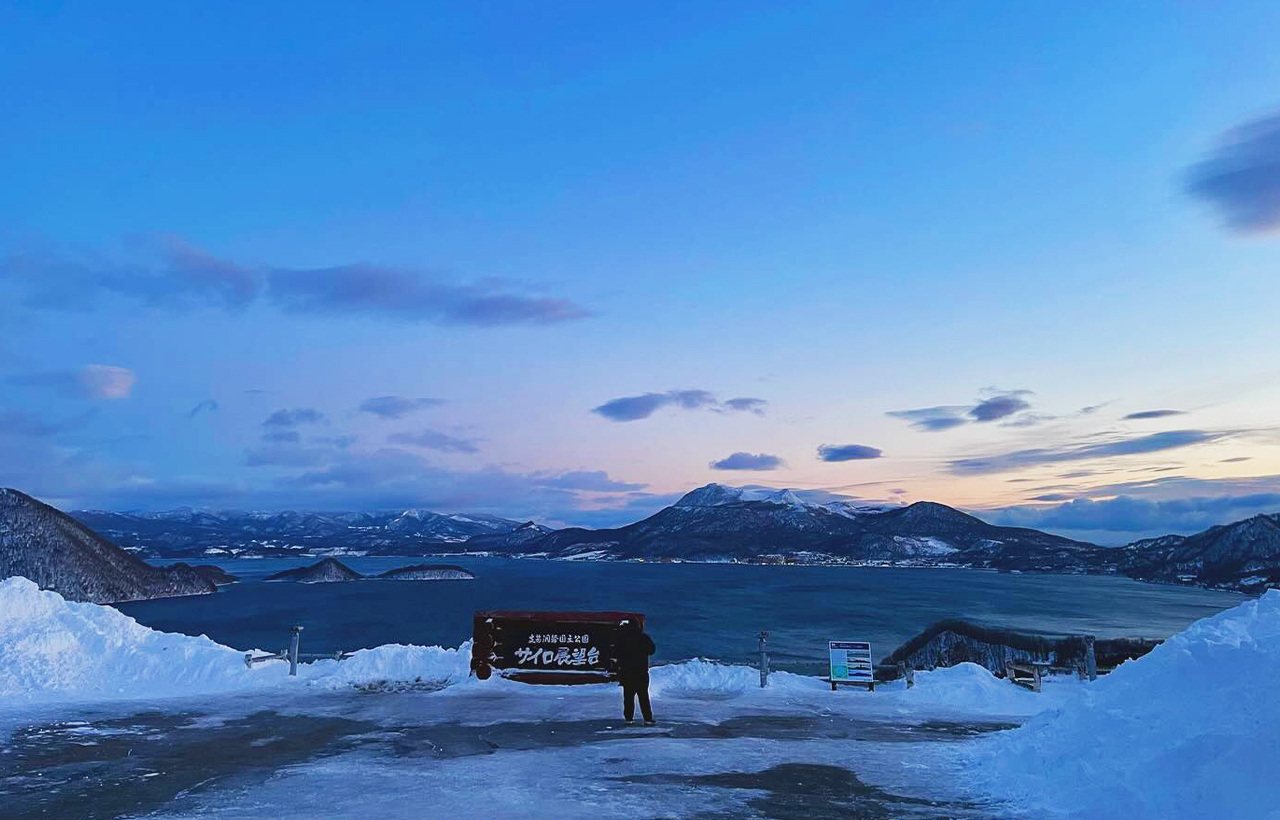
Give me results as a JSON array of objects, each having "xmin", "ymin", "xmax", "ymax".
[
  {"xmin": 268, "ymin": 265, "xmax": 591, "ymax": 326},
  {"xmin": 723, "ymin": 397, "xmax": 767, "ymax": 415},
  {"xmin": 592, "ymin": 390, "xmax": 765, "ymax": 422},
  {"xmin": 531, "ymin": 470, "xmax": 647, "ymax": 492},
  {"xmin": 1122, "ymin": 409, "xmax": 1185, "ymax": 420},
  {"xmin": 358, "ymin": 396, "xmax": 447, "ymax": 419},
  {"xmin": 11, "ymin": 364, "xmax": 136, "ymax": 399},
  {"xmin": 949, "ymin": 429, "xmax": 1227, "ymax": 475},
  {"xmin": 969, "ymin": 392, "xmax": 1031, "ymax": 422},
  {"xmin": 1186, "ymin": 112, "xmax": 1280, "ymax": 233},
  {"xmin": 262, "ymin": 408, "xmax": 327, "ymax": 428},
  {"xmin": 0, "ymin": 239, "xmax": 591, "ymax": 327},
  {"xmin": 885, "ymin": 406, "xmax": 969, "ymax": 432},
  {"xmin": 817, "ymin": 444, "xmax": 883, "ymax": 462},
  {"xmin": 187, "ymin": 399, "xmax": 219, "ymax": 418},
  {"xmin": 888, "ymin": 389, "xmax": 1036, "ymax": 431},
  {"xmin": 992, "ymin": 491, "xmax": 1280, "ymax": 537},
  {"xmin": 244, "ymin": 443, "xmax": 335, "ymax": 468},
  {"xmin": 387, "ymin": 429, "xmax": 480, "ymax": 453},
  {"xmin": 1221, "ymin": 456, "xmax": 1252, "ymax": 463},
  {"xmin": 0, "ymin": 409, "xmax": 97, "ymax": 438},
  {"xmin": 708, "ymin": 452, "xmax": 785, "ymax": 471},
  {"xmin": 262, "ymin": 430, "xmax": 301, "ymax": 443}
]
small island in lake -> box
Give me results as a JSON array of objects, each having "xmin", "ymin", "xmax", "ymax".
[{"xmin": 264, "ymin": 557, "xmax": 475, "ymax": 583}]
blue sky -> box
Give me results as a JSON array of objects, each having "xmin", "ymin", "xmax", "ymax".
[{"xmin": 3, "ymin": 2, "xmax": 1280, "ymax": 543}]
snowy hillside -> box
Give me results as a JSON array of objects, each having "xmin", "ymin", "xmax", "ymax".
[{"xmin": 0, "ymin": 488, "xmax": 215, "ymax": 604}]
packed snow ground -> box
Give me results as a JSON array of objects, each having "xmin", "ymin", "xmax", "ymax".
[{"xmin": 1, "ymin": 577, "xmax": 1275, "ymax": 819}]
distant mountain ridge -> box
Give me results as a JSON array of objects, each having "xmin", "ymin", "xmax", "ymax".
[
  {"xmin": 0, "ymin": 488, "xmax": 216, "ymax": 603},
  {"xmin": 71, "ymin": 506, "xmax": 524, "ymax": 559},
  {"xmin": 47, "ymin": 482, "xmax": 1280, "ymax": 592}
]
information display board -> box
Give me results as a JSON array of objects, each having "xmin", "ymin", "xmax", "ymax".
[{"xmin": 829, "ymin": 640, "xmax": 874, "ymax": 688}]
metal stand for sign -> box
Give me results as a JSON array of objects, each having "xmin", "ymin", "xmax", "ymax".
[{"xmin": 830, "ymin": 678, "xmax": 874, "ymax": 692}]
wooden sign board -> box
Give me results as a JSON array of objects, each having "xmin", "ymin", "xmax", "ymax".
[{"xmin": 472, "ymin": 610, "xmax": 644, "ymax": 684}]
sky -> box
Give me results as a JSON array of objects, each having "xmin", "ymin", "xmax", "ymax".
[{"xmin": 3, "ymin": 2, "xmax": 1280, "ymax": 544}]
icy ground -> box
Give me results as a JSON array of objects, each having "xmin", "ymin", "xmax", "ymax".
[{"xmin": 1, "ymin": 578, "xmax": 1276, "ymax": 819}]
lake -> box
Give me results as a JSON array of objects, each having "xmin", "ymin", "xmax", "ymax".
[{"xmin": 120, "ymin": 558, "xmax": 1245, "ymax": 676}]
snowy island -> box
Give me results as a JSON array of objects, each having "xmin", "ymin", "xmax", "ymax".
[{"xmin": 264, "ymin": 557, "xmax": 475, "ymax": 583}]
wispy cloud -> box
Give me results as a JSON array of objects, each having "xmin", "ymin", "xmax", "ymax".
[
  {"xmin": 531, "ymin": 470, "xmax": 647, "ymax": 492},
  {"xmin": 358, "ymin": 396, "xmax": 446, "ymax": 419},
  {"xmin": 387, "ymin": 428, "xmax": 479, "ymax": 453},
  {"xmin": 709, "ymin": 452, "xmax": 784, "ymax": 470},
  {"xmin": 887, "ymin": 389, "xmax": 1034, "ymax": 431},
  {"xmin": 1186, "ymin": 112, "xmax": 1280, "ymax": 233},
  {"xmin": 885, "ymin": 406, "xmax": 970, "ymax": 432},
  {"xmin": 10, "ymin": 365, "xmax": 136, "ymax": 399},
  {"xmin": 1122, "ymin": 409, "xmax": 1185, "ymax": 420},
  {"xmin": 969, "ymin": 391, "xmax": 1031, "ymax": 422},
  {"xmin": 592, "ymin": 390, "xmax": 766, "ymax": 422},
  {"xmin": 0, "ymin": 238, "xmax": 592, "ymax": 327},
  {"xmin": 187, "ymin": 399, "xmax": 219, "ymax": 418},
  {"xmin": 817, "ymin": 444, "xmax": 883, "ymax": 462},
  {"xmin": 949, "ymin": 429, "xmax": 1227, "ymax": 475},
  {"xmin": 262, "ymin": 408, "xmax": 327, "ymax": 428},
  {"xmin": 722, "ymin": 397, "xmax": 767, "ymax": 415},
  {"xmin": 0, "ymin": 409, "xmax": 97, "ymax": 438},
  {"xmin": 269, "ymin": 265, "xmax": 591, "ymax": 326}
]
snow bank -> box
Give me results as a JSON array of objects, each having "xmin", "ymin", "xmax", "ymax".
[
  {"xmin": 971, "ymin": 589, "xmax": 1280, "ymax": 820},
  {"xmin": 649, "ymin": 659, "xmax": 758, "ymax": 698},
  {"xmin": 888, "ymin": 662, "xmax": 1050, "ymax": 714},
  {"xmin": 310, "ymin": 642, "xmax": 472, "ymax": 690},
  {"xmin": 0, "ymin": 577, "xmax": 470, "ymax": 706}
]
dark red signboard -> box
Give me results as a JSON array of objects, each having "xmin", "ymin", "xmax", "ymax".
[{"xmin": 471, "ymin": 610, "xmax": 645, "ymax": 684}]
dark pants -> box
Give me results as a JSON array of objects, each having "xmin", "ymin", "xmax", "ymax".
[{"xmin": 622, "ymin": 672, "xmax": 653, "ymax": 722}]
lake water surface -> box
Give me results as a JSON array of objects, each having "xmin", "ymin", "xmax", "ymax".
[{"xmin": 120, "ymin": 558, "xmax": 1245, "ymax": 676}]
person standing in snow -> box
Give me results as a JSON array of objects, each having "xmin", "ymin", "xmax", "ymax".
[{"xmin": 617, "ymin": 618, "xmax": 656, "ymax": 725}]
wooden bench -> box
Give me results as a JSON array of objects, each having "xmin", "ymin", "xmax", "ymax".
[{"xmin": 1004, "ymin": 660, "xmax": 1050, "ymax": 692}]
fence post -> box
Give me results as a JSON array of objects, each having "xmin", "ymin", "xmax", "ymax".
[
  {"xmin": 289, "ymin": 626, "xmax": 303, "ymax": 676},
  {"xmin": 1085, "ymin": 635, "xmax": 1097, "ymax": 682},
  {"xmin": 758, "ymin": 631, "xmax": 769, "ymax": 688}
]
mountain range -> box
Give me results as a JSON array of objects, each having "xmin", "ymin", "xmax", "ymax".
[
  {"xmin": 71, "ymin": 507, "xmax": 521, "ymax": 558},
  {"xmin": 15, "ymin": 482, "xmax": 1270, "ymax": 594}
]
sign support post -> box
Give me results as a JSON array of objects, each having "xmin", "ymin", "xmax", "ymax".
[{"xmin": 759, "ymin": 631, "xmax": 769, "ymax": 688}]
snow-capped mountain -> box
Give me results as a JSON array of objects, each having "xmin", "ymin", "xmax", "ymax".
[
  {"xmin": 71, "ymin": 507, "xmax": 528, "ymax": 558},
  {"xmin": 514, "ymin": 483, "xmax": 1100, "ymax": 566},
  {"xmin": 1, "ymin": 488, "xmax": 217, "ymax": 603}
]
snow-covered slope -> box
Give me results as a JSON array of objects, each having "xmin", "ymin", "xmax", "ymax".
[
  {"xmin": 970, "ymin": 589, "xmax": 1280, "ymax": 820},
  {"xmin": 0, "ymin": 577, "xmax": 471, "ymax": 705}
]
